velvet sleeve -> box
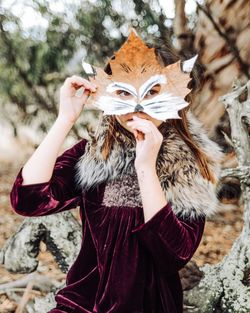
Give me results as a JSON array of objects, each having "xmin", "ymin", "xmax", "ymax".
[
  {"xmin": 131, "ymin": 203, "xmax": 205, "ymax": 275},
  {"xmin": 10, "ymin": 138, "xmax": 88, "ymax": 217}
]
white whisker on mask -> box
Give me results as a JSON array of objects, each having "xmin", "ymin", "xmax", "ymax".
[
  {"xmin": 92, "ymin": 88, "xmax": 189, "ymax": 120},
  {"xmin": 95, "ymin": 96, "xmax": 136, "ymax": 115}
]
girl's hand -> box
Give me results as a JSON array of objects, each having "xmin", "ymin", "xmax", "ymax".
[
  {"xmin": 58, "ymin": 75, "xmax": 97, "ymax": 124},
  {"xmin": 126, "ymin": 116, "xmax": 163, "ymax": 171}
]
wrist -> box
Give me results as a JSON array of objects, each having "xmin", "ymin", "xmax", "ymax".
[
  {"xmin": 135, "ymin": 165, "xmax": 159, "ymax": 187},
  {"xmin": 56, "ymin": 115, "xmax": 76, "ymax": 127},
  {"xmin": 135, "ymin": 163, "xmax": 157, "ymax": 175}
]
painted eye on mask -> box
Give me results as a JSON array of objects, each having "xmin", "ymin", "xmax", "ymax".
[
  {"xmin": 144, "ymin": 84, "xmax": 161, "ymax": 99},
  {"xmin": 116, "ymin": 90, "xmax": 133, "ymax": 99}
]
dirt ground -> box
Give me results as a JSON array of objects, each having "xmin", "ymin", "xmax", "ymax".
[{"xmin": 0, "ymin": 160, "xmax": 243, "ymax": 312}]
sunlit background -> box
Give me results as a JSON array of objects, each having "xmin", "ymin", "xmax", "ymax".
[
  {"xmin": 1, "ymin": 1, "xmax": 250, "ymax": 312},
  {"xmin": 0, "ymin": 0, "xmax": 199, "ymax": 159}
]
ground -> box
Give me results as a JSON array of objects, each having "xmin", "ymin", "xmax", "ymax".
[{"xmin": 0, "ymin": 160, "xmax": 243, "ymax": 312}]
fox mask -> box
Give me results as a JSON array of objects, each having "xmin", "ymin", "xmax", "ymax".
[{"xmin": 81, "ymin": 30, "xmax": 197, "ymax": 121}]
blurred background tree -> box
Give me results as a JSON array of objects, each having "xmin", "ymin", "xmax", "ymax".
[
  {"xmin": 1, "ymin": 0, "xmax": 248, "ymax": 204},
  {"xmin": 1, "ymin": 1, "xmax": 250, "ymax": 311},
  {"xmin": 0, "ymin": 0, "xmax": 189, "ymax": 140},
  {"xmin": 2, "ymin": 0, "xmax": 248, "ymax": 144}
]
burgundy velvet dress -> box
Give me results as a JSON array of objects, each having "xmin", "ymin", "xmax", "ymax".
[{"xmin": 10, "ymin": 138, "xmax": 205, "ymax": 313}]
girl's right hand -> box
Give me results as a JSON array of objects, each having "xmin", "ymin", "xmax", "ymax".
[{"xmin": 58, "ymin": 75, "xmax": 97, "ymax": 124}]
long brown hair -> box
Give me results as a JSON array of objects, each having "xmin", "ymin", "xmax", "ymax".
[
  {"xmin": 100, "ymin": 43, "xmax": 216, "ymax": 184},
  {"xmin": 172, "ymin": 109, "xmax": 216, "ymax": 183}
]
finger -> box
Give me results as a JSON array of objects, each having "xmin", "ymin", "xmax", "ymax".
[
  {"xmin": 65, "ymin": 76, "xmax": 97, "ymax": 92},
  {"xmin": 132, "ymin": 116, "xmax": 160, "ymax": 130},
  {"xmin": 129, "ymin": 122, "xmax": 163, "ymax": 146},
  {"xmin": 74, "ymin": 86, "xmax": 85, "ymax": 98},
  {"xmin": 127, "ymin": 121, "xmax": 154, "ymax": 135},
  {"xmin": 128, "ymin": 117, "xmax": 155, "ymax": 130},
  {"xmin": 133, "ymin": 129, "xmax": 138, "ymax": 140},
  {"xmin": 128, "ymin": 117, "xmax": 162, "ymax": 141},
  {"xmin": 138, "ymin": 130, "xmax": 144, "ymax": 140},
  {"xmin": 132, "ymin": 116, "xmax": 152, "ymax": 123},
  {"xmin": 133, "ymin": 129, "xmax": 144, "ymax": 141},
  {"xmin": 129, "ymin": 125, "xmax": 154, "ymax": 137},
  {"xmin": 71, "ymin": 82, "xmax": 96, "ymax": 93}
]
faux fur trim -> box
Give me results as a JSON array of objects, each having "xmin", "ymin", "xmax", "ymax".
[{"xmin": 75, "ymin": 111, "xmax": 223, "ymax": 220}]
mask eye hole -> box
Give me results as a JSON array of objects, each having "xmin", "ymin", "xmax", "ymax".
[
  {"xmin": 116, "ymin": 90, "xmax": 133, "ymax": 99},
  {"xmin": 145, "ymin": 84, "xmax": 161, "ymax": 99}
]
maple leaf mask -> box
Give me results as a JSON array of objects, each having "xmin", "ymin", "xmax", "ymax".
[{"xmin": 82, "ymin": 30, "xmax": 197, "ymax": 121}]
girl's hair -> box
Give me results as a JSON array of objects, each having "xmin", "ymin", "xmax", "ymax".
[
  {"xmin": 100, "ymin": 43, "xmax": 216, "ymax": 184},
  {"xmin": 172, "ymin": 110, "xmax": 216, "ymax": 184}
]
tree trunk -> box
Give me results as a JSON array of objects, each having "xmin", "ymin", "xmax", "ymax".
[
  {"xmin": 0, "ymin": 212, "xmax": 81, "ymax": 274},
  {"xmin": 184, "ymin": 81, "xmax": 250, "ymax": 313},
  {"xmin": 173, "ymin": 0, "xmax": 195, "ymax": 56},
  {"xmin": 190, "ymin": 0, "xmax": 250, "ymax": 214},
  {"xmin": 193, "ymin": 0, "xmax": 250, "ymax": 134}
]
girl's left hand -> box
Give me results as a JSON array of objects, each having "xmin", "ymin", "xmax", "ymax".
[{"xmin": 126, "ymin": 116, "xmax": 163, "ymax": 171}]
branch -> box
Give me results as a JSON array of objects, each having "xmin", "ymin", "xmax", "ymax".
[
  {"xmin": 14, "ymin": 281, "xmax": 34, "ymax": 313},
  {"xmin": 221, "ymin": 166, "xmax": 250, "ymax": 185},
  {"xmin": 196, "ymin": 2, "xmax": 250, "ymax": 79},
  {"xmin": 0, "ymin": 18, "xmax": 57, "ymax": 115},
  {"xmin": 0, "ymin": 273, "xmax": 61, "ymax": 292},
  {"xmin": 219, "ymin": 81, "xmax": 250, "ymax": 165},
  {"xmin": 174, "ymin": 0, "xmax": 189, "ymax": 36}
]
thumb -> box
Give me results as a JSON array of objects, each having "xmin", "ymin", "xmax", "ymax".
[{"xmin": 133, "ymin": 129, "xmax": 138, "ymax": 140}]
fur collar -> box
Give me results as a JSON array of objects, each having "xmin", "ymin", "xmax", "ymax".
[{"xmin": 75, "ymin": 111, "xmax": 223, "ymax": 220}]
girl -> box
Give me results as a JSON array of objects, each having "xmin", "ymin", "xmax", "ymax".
[{"xmin": 10, "ymin": 36, "xmax": 222, "ymax": 313}]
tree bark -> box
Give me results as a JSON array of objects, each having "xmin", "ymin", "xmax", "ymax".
[
  {"xmin": 193, "ymin": 0, "xmax": 250, "ymax": 133},
  {"xmin": 173, "ymin": 0, "xmax": 195, "ymax": 56},
  {"xmin": 0, "ymin": 212, "xmax": 81, "ymax": 274},
  {"xmin": 184, "ymin": 81, "xmax": 250, "ymax": 313}
]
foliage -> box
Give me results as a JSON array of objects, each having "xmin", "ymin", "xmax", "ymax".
[{"xmin": 0, "ymin": 0, "xmax": 176, "ymax": 137}]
